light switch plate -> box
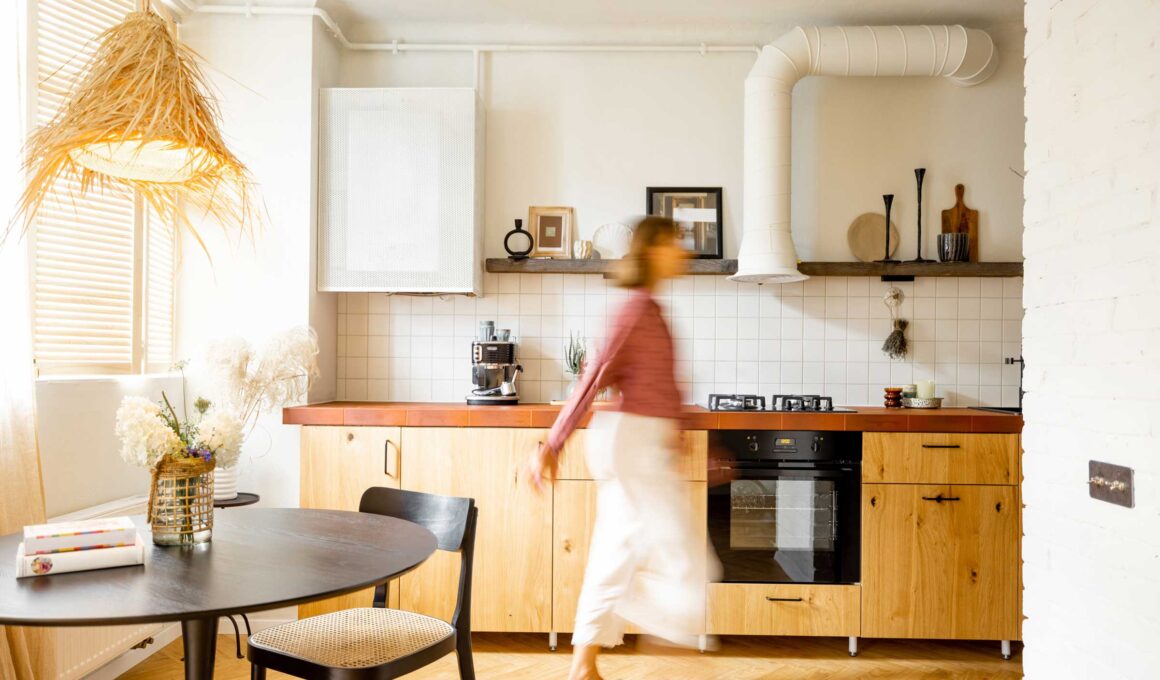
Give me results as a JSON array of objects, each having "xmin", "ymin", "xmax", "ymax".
[{"xmin": 1089, "ymin": 460, "xmax": 1134, "ymax": 508}]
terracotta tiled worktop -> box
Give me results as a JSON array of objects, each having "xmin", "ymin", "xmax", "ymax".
[{"xmin": 284, "ymin": 402, "xmax": 1022, "ymax": 434}]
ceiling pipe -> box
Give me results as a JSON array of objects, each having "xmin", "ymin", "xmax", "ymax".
[
  {"xmin": 734, "ymin": 25, "xmax": 998, "ymax": 284},
  {"xmin": 190, "ymin": 4, "xmax": 760, "ymax": 55}
]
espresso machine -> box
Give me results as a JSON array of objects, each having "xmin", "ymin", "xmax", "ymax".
[{"xmin": 467, "ymin": 322, "xmax": 522, "ymax": 405}]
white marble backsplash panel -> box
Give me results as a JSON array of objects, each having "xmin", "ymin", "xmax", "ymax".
[{"xmin": 335, "ymin": 274, "xmax": 1023, "ymax": 407}]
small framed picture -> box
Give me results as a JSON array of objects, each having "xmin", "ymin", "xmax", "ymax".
[
  {"xmin": 646, "ymin": 187, "xmax": 723, "ymax": 259},
  {"xmin": 528, "ymin": 206, "xmax": 574, "ymax": 259}
]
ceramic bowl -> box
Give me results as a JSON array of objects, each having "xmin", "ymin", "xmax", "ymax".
[{"xmin": 902, "ymin": 397, "xmax": 943, "ymax": 409}]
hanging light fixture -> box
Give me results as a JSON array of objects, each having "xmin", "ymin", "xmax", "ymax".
[{"xmin": 15, "ymin": 1, "xmax": 254, "ymax": 251}]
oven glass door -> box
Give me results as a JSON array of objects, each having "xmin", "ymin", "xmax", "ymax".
[{"xmin": 708, "ymin": 465, "xmax": 860, "ymax": 584}]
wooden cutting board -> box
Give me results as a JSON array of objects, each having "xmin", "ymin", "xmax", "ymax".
[{"xmin": 941, "ymin": 184, "xmax": 979, "ymax": 262}]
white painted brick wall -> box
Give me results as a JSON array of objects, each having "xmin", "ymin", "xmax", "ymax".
[
  {"xmin": 334, "ymin": 274, "xmax": 1023, "ymax": 407},
  {"xmin": 1023, "ymin": 1, "xmax": 1160, "ymax": 678}
]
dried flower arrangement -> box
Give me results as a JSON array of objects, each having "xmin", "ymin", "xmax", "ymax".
[
  {"xmin": 115, "ymin": 394, "xmax": 242, "ymax": 469},
  {"xmin": 10, "ymin": 3, "xmax": 255, "ymax": 254},
  {"xmin": 203, "ymin": 326, "xmax": 320, "ymax": 436}
]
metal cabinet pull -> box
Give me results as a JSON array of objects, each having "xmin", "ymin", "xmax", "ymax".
[
  {"xmin": 922, "ymin": 495, "xmax": 961, "ymax": 503},
  {"xmin": 765, "ymin": 596, "xmax": 804, "ymax": 602},
  {"xmin": 384, "ymin": 439, "xmax": 399, "ymax": 477},
  {"xmin": 922, "ymin": 444, "xmax": 961, "ymax": 449}
]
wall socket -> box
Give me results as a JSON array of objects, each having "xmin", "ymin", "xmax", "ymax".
[{"xmin": 1089, "ymin": 460, "xmax": 1134, "ymax": 508}]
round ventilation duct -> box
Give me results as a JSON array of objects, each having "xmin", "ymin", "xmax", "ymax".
[{"xmin": 733, "ymin": 25, "xmax": 998, "ymax": 284}]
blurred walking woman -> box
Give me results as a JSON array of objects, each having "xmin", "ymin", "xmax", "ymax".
[{"xmin": 525, "ymin": 216, "xmax": 711, "ymax": 680}]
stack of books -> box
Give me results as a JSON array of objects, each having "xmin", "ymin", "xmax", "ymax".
[{"xmin": 14, "ymin": 517, "xmax": 145, "ymax": 578}]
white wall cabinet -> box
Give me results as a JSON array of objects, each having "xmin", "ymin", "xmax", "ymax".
[{"xmin": 318, "ymin": 88, "xmax": 484, "ymax": 293}]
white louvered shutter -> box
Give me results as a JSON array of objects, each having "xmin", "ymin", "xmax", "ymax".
[{"xmin": 31, "ymin": 0, "xmax": 174, "ymax": 375}]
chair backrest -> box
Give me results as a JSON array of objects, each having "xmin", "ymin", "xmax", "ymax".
[{"xmin": 359, "ymin": 486, "xmax": 477, "ymax": 632}]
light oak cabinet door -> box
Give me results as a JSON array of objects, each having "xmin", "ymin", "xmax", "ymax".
[
  {"xmin": 861, "ymin": 483, "xmax": 1021, "ymax": 640},
  {"xmin": 299, "ymin": 426, "xmax": 402, "ymax": 618},
  {"xmin": 707, "ymin": 583, "xmax": 860, "ymax": 637},
  {"xmin": 399, "ymin": 427, "xmax": 552, "ymax": 632},
  {"xmin": 552, "ymin": 479, "xmax": 707, "ymax": 634},
  {"xmin": 863, "ymin": 433, "xmax": 1020, "ymax": 485}
]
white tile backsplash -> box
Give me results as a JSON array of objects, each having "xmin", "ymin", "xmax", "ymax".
[{"xmin": 336, "ymin": 274, "xmax": 1023, "ymax": 407}]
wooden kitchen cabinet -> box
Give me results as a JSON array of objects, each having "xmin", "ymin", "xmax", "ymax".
[
  {"xmin": 398, "ymin": 427, "xmax": 552, "ymax": 632},
  {"xmin": 863, "ymin": 433, "xmax": 1019, "ymax": 485},
  {"xmin": 707, "ymin": 583, "xmax": 860, "ymax": 637},
  {"xmin": 861, "ymin": 483, "xmax": 1021, "ymax": 640},
  {"xmin": 298, "ymin": 426, "xmax": 402, "ymax": 618},
  {"xmin": 558, "ymin": 430, "xmax": 708, "ymax": 481},
  {"xmin": 552, "ymin": 479, "xmax": 707, "ymax": 634}
]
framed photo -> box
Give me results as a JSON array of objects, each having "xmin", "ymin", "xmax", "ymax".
[
  {"xmin": 646, "ymin": 187, "xmax": 723, "ymax": 259},
  {"xmin": 528, "ymin": 206, "xmax": 574, "ymax": 259}
]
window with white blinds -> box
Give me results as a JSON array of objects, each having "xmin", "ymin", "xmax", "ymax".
[{"xmin": 31, "ymin": 0, "xmax": 175, "ymax": 375}]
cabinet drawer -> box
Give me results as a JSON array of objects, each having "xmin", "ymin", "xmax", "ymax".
[
  {"xmin": 863, "ymin": 433, "xmax": 1019, "ymax": 485},
  {"xmin": 707, "ymin": 584, "xmax": 860, "ymax": 637},
  {"xmin": 558, "ymin": 430, "xmax": 707, "ymax": 481}
]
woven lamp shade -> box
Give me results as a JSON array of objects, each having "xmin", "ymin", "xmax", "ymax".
[{"xmin": 16, "ymin": 7, "xmax": 254, "ymax": 249}]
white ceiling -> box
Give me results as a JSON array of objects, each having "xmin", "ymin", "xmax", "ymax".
[{"xmin": 181, "ymin": 0, "xmax": 1023, "ymax": 42}]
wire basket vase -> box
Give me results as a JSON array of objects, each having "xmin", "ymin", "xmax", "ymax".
[{"xmin": 148, "ymin": 456, "xmax": 215, "ymax": 546}]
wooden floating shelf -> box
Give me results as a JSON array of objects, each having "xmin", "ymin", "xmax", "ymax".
[{"xmin": 485, "ymin": 258, "xmax": 1023, "ymax": 278}]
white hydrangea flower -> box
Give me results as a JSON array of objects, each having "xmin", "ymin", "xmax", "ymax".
[
  {"xmin": 115, "ymin": 397, "xmax": 183, "ymax": 468},
  {"xmin": 196, "ymin": 409, "xmax": 244, "ymax": 468}
]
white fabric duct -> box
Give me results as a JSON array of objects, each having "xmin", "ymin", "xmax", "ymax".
[{"xmin": 733, "ymin": 25, "xmax": 998, "ymax": 283}]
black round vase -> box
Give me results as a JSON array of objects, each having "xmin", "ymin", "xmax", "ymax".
[{"xmin": 504, "ymin": 219, "xmax": 533, "ymax": 260}]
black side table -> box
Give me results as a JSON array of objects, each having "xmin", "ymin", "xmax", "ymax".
[{"xmin": 213, "ymin": 492, "xmax": 260, "ymax": 658}]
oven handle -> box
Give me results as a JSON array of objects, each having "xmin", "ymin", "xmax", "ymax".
[{"xmin": 766, "ymin": 596, "xmax": 804, "ymax": 602}]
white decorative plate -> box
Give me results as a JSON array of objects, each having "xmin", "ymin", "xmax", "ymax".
[{"xmin": 592, "ymin": 223, "xmax": 633, "ymax": 260}]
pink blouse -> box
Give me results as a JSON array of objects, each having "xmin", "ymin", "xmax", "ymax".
[{"xmin": 545, "ymin": 288, "xmax": 682, "ymax": 453}]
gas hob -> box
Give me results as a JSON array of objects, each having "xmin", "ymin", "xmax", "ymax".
[{"xmin": 707, "ymin": 394, "xmax": 857, "ymax": 413}]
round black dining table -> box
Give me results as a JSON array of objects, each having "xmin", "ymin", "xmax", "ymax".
[{"xmin": 0, "ymin": 508, "xmax": 437, "ymax": 680}]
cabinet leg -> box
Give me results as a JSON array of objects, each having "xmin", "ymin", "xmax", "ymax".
[
  {"xmin": 548, "ymin": 631, "xmax": 558, "ymax": 652},
  {"xmin": 848, "ymin": 636, "xmax": 858, "ymax": 657},
  {"xmin": 698, "ymin": 635, "xmax": 708, "ymax": 654},
  {"xmin": 1001, "ymin": 640, "xmax": 1011, "ymax": 660}
]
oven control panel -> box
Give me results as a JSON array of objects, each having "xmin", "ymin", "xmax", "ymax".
[{"xmin": 712, "ymin": 430, "xmax": 862, "ymax": 464}]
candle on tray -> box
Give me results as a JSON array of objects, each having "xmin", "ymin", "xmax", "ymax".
[{"xmin": 916, "ymin": 380, "xmax": 936, "ymax": 399}]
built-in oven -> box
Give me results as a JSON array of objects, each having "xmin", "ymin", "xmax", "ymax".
[{"xmin": 708, "ymin": 430, "xmax": 862, "ymax": 584}]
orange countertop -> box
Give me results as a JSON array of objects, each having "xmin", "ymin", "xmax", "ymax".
[{"xmin": 283, "ymin": 402, "xmax": 1022, "ymax": 434}]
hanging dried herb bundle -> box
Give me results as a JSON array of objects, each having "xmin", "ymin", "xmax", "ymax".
[
  {"xmin": 12, "ymin": 5, "xmax": 255, "ymax": 254},
  {"xmin": 881, "ymin": 286, "xmax": 909, "ymax": 360},
  {"xmin": 882, "ymin": 319, "xmax": 909, "ymax": 360}
]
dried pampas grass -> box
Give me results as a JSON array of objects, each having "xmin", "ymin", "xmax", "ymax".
[{"xmin": 11, "ymin": 6, "xmax": 255, "ymax": 255}]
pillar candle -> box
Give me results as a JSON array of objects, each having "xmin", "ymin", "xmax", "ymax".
[{"xmin": 916, "ymin": 380, "xmax": 936, "ymax": 399}]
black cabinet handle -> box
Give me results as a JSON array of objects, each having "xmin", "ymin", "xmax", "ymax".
[
  {"xmin": 922, "ymin": 444, "xmax": 961, "ymax": 449},
  {"xmin": 922, "ymin": 495, "xmax": 961, "ymax": 503},
  {"xmin": 766, "ymin": 597, "xmax": 804, "ymax": 602}
]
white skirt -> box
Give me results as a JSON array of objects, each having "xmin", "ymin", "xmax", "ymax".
[{"xmin": 571, "ymin": 411, "xmax": 716, "ymax": 649}]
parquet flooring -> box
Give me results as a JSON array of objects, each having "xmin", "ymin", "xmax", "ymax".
[{"xmin": 119, "ymin": 633, "xmax": 1022, "ymax": 679}]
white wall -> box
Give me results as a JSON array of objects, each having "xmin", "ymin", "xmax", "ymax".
[
  {"xmin": 1022, "ymin": 1, "xmax": 1160, "ymax": 678},
  {"xmin": 338, "ymin": 21, "xmax": 1025, "ymax": 263},
  {"xmin": 176, "ymin": 12, "xmax": 337, "ymax": 508}
]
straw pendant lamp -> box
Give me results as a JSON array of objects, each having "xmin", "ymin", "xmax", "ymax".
[{"xmin": 14, "ymin": 0, "xmax": 254, "ymax": 253}]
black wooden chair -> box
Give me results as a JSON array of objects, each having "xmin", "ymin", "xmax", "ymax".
[{"xmin": 246, "ymin": 487, "xmax": 478, "ymax": 679}]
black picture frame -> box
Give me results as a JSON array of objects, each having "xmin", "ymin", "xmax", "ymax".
[{"xmin": 645, "ymin": 186, "xmax": 724, "ymax": 259}]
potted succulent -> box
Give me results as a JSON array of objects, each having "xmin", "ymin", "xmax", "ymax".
[{"xmin": 564, "ymin": 332, "xmax": 586, "ymax": 396}]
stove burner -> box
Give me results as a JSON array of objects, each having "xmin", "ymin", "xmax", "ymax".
[
  {"xmin": 772, "ymin": 394, "xmax": 834, "ymax": 412},
  {"xmin": 707, "ymin": 394, "xmax": 766, "ymax": 411}
]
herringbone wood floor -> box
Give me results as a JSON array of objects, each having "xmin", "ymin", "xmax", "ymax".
[{"xmin": 120, "ymin": 633, "xmax": 1022, "ymax": 679}]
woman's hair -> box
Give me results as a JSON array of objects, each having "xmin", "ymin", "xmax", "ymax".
[{"xmin": 613, "ymin": 216, "xmax": 679, "ymax": 289}]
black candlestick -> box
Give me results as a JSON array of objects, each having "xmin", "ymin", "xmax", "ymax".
[
  {"xmin": 877, "ymin": 194, "xmax": 899, "ymax": 263},
  {"xmin": 909, "ymin": 168, "xmax": 933, "ymax": 263}
]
